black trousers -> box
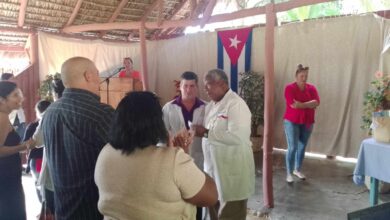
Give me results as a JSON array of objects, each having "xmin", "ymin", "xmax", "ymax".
[{"xmin": 0, "ymin": 177, "xmax": 26, "ymax": 220}]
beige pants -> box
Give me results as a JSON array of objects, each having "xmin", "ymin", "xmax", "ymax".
[{"xmin": 208, "ymin": 199, "xmax": 247, "ymax": 220}]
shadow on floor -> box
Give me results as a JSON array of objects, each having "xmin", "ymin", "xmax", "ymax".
[{"xmin": 247, "ymin": 150, "xmax": 390, "ymax": 220}]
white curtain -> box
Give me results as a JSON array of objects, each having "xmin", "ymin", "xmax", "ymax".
[
  {"xmin": 38, "ymin": 32, "xmax": 140, "ymax": 80},
  {"xmin": 272, "ymin": 15, "xmax": 382, "ymax": 158},
  {"xmin": 38, "ymin": 14, "xmax": 390, "ymax": 157}
]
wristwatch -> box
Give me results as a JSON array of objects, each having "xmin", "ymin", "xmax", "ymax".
[{"xmin": 203, "ymin": 129, "xmax": 209, "ymax": 138}]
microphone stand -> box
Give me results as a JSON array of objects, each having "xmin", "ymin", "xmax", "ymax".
[{"xmin": 100, "ymin": 67, "xmax": 124, "ymax": 105}]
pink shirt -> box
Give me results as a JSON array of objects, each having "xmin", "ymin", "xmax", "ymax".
[
  {"xmin": 283, "ymin": 82, "xmax": 320, "ymax": 125},
  {"xmin": 118, "ymin": 70, "xmax": 141, "ymax": 79}
]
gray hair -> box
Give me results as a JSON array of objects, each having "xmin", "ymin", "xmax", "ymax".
[{"xmin": 205, "ymin": 69, "xmax": 229, "ymax": 85}]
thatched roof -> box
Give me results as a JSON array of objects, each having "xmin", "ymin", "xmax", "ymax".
[
  {"xmin": 0, "ymin": 0, "xmax": 208, "ymax": 47},
  {"xmin": 2, "ymin": 0, "xmax": 389, "ymax": 50}
]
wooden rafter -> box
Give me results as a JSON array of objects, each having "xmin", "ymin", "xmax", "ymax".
[
  {"xmin": 0, "ymin": 27, "xmax": 35, "ymax": 34},
  {"xmin": 139, "ymin": 22, "xmax": 148, "ymax": 90},
  {"xmin": 64, "ymin": 0, "xmax": 83, "ymax": 27},
  {"xmin": 276, "ymin": 0, "xmax": 331, "ymax": 12},
  {"xmin": 141, "ymin": 0, "xmax": 163, "ymax": 22},
  {"xmin": 100, "ymin": 0, "xmax": 129, "ymax": 38},
  {"xmin": 199, "ymin": 0, "xmax": 217, "ymax": 28},
  {"xmin": 64, "ymin": 7, "xmax": 266, "ymax": 33},
  {"xmin": 189, "ymin": 0, "xmax": 197, "ymax": 17},
  {"xmin": 63, "ymin": 0, "xmax": 334, "ymax": 33},
  {"xmin": 157, "ymin": 0, "xmax": 164, "ymax": 27},
  {"xmin": 0, "ymin": 45, "xmax": 25, "ymax": 52},
  {"xmin": 156, "ymin": 0, "xmax": 189, "ymax": 38},
  {"xmin": 18, "ymin": 0, "xmax": 28, "ymax": 27}
]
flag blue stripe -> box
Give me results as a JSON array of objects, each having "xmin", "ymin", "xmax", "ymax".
[
  {"xmin": 231, "ymin": 64, "xmax": 238, "ymax": 92},
  {"xmin": 245, "ymin": 30, "xmax": 252, "ymax": 72},
  {"xmin": 217, "ymin": 36, "xmax": 224, "ymax": 69}
]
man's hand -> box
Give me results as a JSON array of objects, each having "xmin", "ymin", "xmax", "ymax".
[{"xmin": 191, "ymin": 125, "xmax": 208, "ymax": 137}]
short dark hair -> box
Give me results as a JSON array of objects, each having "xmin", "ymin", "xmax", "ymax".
[
  {"xmin": 35, "ymin": 100, "xmax": 51, "ymax": 114},
  {"xmin": 205, "ymin": 69, "xmax": 229, "ymax": 85},
  {"xmin": 0, "ymin": 81, "xmax": 17, "ymax": 98},
  {"xmin": 1, "ymin": 73, "xmax": 14, "ymax": 81},
  {"xmin": 181, "ymin": 71, "xmax": 198, "ymax": 84},
  {"xmin": 109, "ymin": 91, "xmax": 168, "ymax": 155},
  {"xmin": 51, "ymin": 78, "xmax": 65, "ymax": 98}
]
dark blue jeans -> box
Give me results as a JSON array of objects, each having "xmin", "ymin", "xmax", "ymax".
[{"xmin": 284, "ymin": 120, "xmax": 313, "ymax": 174}]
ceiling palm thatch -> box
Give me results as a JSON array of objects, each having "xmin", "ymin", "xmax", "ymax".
[{"xmin": 0, "ymin": 0, "xmax": 209, "ymax": 48}]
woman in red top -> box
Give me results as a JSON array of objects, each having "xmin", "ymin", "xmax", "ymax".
[
  {"xmin": 118, "ymin": 57, "xmax": 141, "ymax": 79},
  {"xmin": 284, "ymin": 64, "xmax": 320, "ymax": 183}
]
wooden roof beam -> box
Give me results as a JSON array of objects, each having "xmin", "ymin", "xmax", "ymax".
[
  {"xmin": 157, "ymin": 0, "xmax": 164, "ymax": 27},
  {"xmin": 199, "ymin": 0, "xmax": 217, "ymax": 28},
  {"xmin": 64, "ymin": 0, "xmax": 83, "ymax": 27},
  {"xmin": 0, "ymin": 45, "xmax": 26, "ymax": 52},
  {"xmin": 189, "ymin": 0, "xmax": 197, "ymax": 17},
  {"xmin": 18, "ymin": 0, "xmax": 28, "ymax": 27},
  {"xmin": 63, "ymin": 0, "xmax": 335, "ymax": 33},
  {"xmin": 141, "ymin": 0, "xmax": 163, "ymax": 22},
  {"xmin": 156, "ymin": 0, "xmax": 189, "ymax": 37},
  {"xmin": 275, "ymin": 0, "xmax": 333, "ymax": 12},
  {"xmin": 100, "ymin": 0, "xmax": 129, "ymax": 38},
  {"xmin": 63, "ymin": 6, "xmax": 266, "ymax": 33},
  {"xmin": 0, "ymin": 27, "xmax": 35, "ymax": 34}
]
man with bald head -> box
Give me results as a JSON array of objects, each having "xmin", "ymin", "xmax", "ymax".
[{"xmin": 41, "ymin": 57, "xmax": 114, "ymax": 220}]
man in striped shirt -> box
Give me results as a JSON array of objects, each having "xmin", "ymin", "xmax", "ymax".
[{"xmin": 42, "ymin": 57, "xmax": 114, "ymax": 220}]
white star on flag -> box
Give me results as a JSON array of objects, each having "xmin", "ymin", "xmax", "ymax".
[{"xmin": 229, "ymin": 35, "xmax": 241, "ymax": 49}]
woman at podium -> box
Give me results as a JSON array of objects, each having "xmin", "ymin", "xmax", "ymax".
[{"xmin": 118, "ymin": 57, "xmax": 141, "ymax": 79}]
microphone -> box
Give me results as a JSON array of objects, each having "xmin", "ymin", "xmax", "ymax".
[
  {"xmin": 115, "ymin": 66, "xmax": 125, "ymax": 73},
  {"xmin": 100, "ymin": 67, "xmax": 125, "ymax": 84}
]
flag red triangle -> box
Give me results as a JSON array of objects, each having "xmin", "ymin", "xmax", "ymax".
[{"xmin": 217, "ymin": 27, "xmax": 252, "ymax": 65}]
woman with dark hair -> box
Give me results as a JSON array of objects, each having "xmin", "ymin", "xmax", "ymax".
[
  {"xmin": 284, "ymin": 64, "xmax": 320, "ymax": 183},
  {"xmin": 0, "ymin": 81, "xmax": 34, "ymax": 220},
  {"xmin": 95, "ymin": 91, "xmax": 217, "ymax": 220}
]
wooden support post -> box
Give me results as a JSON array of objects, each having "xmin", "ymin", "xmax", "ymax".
[
  {"xmin": 263, "ymin": 3, "xmax": 276, "ymax": 209},
  {"xmin": 139, "ymin": 23, "xmax": 149, "ymax": 90}
]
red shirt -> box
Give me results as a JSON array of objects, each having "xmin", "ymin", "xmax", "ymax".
[
  {"xmin": 283, "ymin": 82, "xmax": 320, "ymax": 125},
  {"xmin": 118, "ymin": 70, "xmax": 141, "ymax": 79}
]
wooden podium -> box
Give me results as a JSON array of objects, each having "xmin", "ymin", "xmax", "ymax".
[{"xmin": 99, "ymin": 77, "xmax": 143, "ymax": 108}]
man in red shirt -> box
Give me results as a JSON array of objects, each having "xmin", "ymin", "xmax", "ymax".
[{"xmin": 284, "ymin": 64, "xmax": 320, "ymax": 183}]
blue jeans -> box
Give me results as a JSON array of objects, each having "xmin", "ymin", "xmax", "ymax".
[{"xmin": 284, "ymin": 120, "xmax": 313, "ymax": 174}]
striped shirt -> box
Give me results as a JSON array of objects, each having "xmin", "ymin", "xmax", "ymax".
[{"xmin": 42, "ymin": 88, "xmax": 114, "ymax": 220}]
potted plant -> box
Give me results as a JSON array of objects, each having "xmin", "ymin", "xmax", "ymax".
[
  {"xmin": 38, "ymin": 73, "xmax": 61, "ymax": 101},
  {"xmin": 362, "ymin": 71, "xmax": 390, "ymax": 139},
  {"xmin": 362, "ymin": 71, "xmax": 390, "ymax": 129},
  {"xmin": 239, "ymin": 70, "xmax": 265, "ymax": 137},
  {"xmin": 239, "ymin": 71, "xmax": 264, "ymax": 175}
]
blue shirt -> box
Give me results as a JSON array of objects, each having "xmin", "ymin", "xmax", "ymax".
[{"xmin": 42, "ymin": 88, "xmax": 114, "ymax": 220}]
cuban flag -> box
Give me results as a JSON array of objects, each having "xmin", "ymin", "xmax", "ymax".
[{"xmin": 217, "ymin": 27, "xmax": 252, "ymax": 92}]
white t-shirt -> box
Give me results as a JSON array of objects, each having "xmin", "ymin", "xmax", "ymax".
[{"xmin": 95, "ymin": 144, "xmax": 206, "ymax": 220}]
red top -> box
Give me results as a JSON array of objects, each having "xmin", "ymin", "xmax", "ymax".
[
  {"xmin": 118, "ymin": 70, "xmax": 141, "ymax": 79},
  {"xmin": 283, "ymin": 82, "xmax": 320, "ymax": 125}
]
